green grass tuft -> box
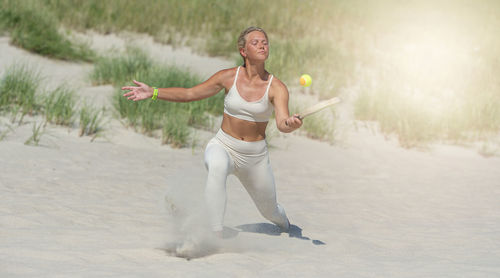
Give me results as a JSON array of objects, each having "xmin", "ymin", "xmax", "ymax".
[
  {"xmin": 79, "ymin": 103, "xmax": 105, "ymax": 139},
  {"xmin": 24, "ymin": 121, "xmax": 45, "ymax": 146},
  {"xmin": 0, "ymin": 63, "xmax": 41, "ymax": 116},
  {"xmin": 91, "ymin": 46, "xmax": 152, "ymax": 86},
  {"xmin": 43, "ymin": 85, "xmax": 76, "ymax": 126},
  {"xmin": 161, "ymin": 110, "xmax": 191, "ymax": 148}
]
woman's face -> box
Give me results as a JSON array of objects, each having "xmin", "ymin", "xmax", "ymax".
[{"xmin": 242, "ymin": 31, "xmax": 269, "ymax": 61}]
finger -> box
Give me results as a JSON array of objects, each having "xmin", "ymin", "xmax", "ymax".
[
  {"xmin": 121, "ymin": 86, "xmax": 136, "ymax": 91},
  {"xmin": 133, "ymin": 80, "xmax": 145, "ymax": 87}
]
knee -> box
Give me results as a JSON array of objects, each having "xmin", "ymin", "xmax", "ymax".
[{"xmin": 205, "ymin": 158, "xmax": 231, "ymax": 192}]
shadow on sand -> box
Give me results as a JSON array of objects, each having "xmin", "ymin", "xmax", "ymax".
[
  {"xmin": 235, "ymin": 223, "xmax": 326, "ymax": 245},
  {"xmin": 161, "ymin": 223, "xmax": 325, "ymax": 260}
]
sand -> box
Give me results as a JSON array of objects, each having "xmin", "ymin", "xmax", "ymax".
[{"xmin": 1, "ymin": 32, "xmax": 500, "ymax": 277}]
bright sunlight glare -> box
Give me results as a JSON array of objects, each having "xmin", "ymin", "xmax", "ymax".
[{"xmin": 368, "ymin": 6, "xmax": 487, "ymax": 118}]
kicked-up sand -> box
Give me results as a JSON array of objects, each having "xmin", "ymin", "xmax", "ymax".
[{"xmin": 1, "ymin": 32, "xmax": 500, "ymax": 277}]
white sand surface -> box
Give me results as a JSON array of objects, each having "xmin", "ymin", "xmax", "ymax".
[{"xmin": 1, "ymin": 33, "xmax": 500, "ymax": 277}]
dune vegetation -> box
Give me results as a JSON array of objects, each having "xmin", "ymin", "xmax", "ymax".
[
  {"xmin": 0, "ymin": 0, "xmax": 95, "ymax": 61},
  {"xmin": 0, "ymin": 63, "xmax": 105, "ymax": 141},
  {"xmin": 91, "ymin": 46, "xmax": 224, "ymax": 147},
  {"xmin": 1, "ymin": 0, "xmax": 499, "ymax": 148}
]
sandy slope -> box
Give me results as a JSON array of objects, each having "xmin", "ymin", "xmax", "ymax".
[{"xmin": 1, "ymin": 33, "xmax": 500, "ymax": 277}]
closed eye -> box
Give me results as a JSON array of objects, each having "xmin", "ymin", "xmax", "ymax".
[{"xmin": 251, "ymin": 40, "xmax": 268, "ymax": 45}]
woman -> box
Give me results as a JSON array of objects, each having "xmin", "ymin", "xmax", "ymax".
[{"xmin": 122, "ymin": 26, "xmax": 302, "ymax": 237}]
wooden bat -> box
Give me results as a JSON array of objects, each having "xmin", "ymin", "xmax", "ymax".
[{"xmin": 296, "ymin": 97, "xmax": 341, "ymax": 120}]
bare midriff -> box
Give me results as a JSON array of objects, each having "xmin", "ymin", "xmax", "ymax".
[{"xmin": 221, "ymin": 113, "xmax": 268, "ymax": 141}]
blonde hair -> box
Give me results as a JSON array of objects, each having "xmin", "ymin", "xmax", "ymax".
[{"xmin": 237, "ymin": 26, "xmax": 269, "ymax": 66}]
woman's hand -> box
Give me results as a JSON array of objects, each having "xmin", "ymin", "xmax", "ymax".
[
  {"xmin": 285, "ymin": 114, "xmax": 303, "ymax": 130},
  {"xmin": 121, "ymin": 80, "xmax": 153, "ymax": 101}
]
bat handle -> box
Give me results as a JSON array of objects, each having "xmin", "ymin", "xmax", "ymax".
[{"xmin": 285, "ymin": 115, "xmax": 302, "ymax": 126}]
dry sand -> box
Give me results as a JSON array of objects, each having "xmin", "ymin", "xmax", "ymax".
[{"xmin": 1, "ymin": 32, "xmax": 500, "ymax": 277}]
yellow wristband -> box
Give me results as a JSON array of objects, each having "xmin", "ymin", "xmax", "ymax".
[{"xmin": 152, "ymin": 87, "xmax": 158, "ymax": 100}]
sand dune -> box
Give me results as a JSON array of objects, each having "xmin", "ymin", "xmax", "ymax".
[{"xmin": 1, "ymin": 32, "xmax": 500, "ymax": 277}]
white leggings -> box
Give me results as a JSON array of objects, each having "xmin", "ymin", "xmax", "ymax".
[{"xmin": 204, "ymin": 129, "xmax": 289, "ymax": 232}]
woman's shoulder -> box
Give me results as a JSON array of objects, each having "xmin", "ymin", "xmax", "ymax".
[
  {"xmin": 267, "ymin": 74, "xmax": 289, "ymax": 101},
  {"xmin": 208, "ymin": 67, "xmax": 239, "ymax": 88},
  {"xmin": 269, "ymin": 74, "xmax": 288, "ymax": 92},
  {"xmin": 214, "ymin": 67, "xmax": 239, "ymax": 77}
]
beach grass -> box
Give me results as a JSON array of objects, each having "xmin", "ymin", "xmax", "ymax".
[
  {"xmin": 0, "ymin": 123, "xmax": 13, "ymax": 141},
  {"xmin": 99, "ymin": 47, "xmax": 225, "ymax": 145},
  {"xmin": 302, "ymin": 112, "xmax": 336, "ymax": 143},
  {"xmin": 0, "ymin": 0, "xmax": 95, "ymax": 62},
  {"xmin": 90, "ymin": 46, "xmax": 152, "ymax": 86},
  {"xmin": 79, "ymin": 103, "xmax": 105, "ymax": 139},
  {"xmin": 290, "ymin": 97, "xmax": 337, "ymax": 142},
  {"xmin": 161, "ymin": 109, "xmax": 191, "ymax": 148},
  {"xmin": 0, "ymin": 63, "xmax": 42, "ymax": 116},
  {"xmin": 42, "ymin": 85, "xmax": 76, "ymax": 126},
  {"xmin": 114, "ymin": 83, "xmax": 223, "ymax": 138},
  {"xmin": 0, "ymin": 62, "xmax": 104, "ymax": 142},
  {"xmin": 2, "ymin": 0, "xmax": 499, "ymax": 147},
  {"xmin": 24, "ymin": 121, "xmax": 45, "ymax": 146},
  {"xmin": 0, "ymin": 0, "xmax": 360, "ymax": 145},
  {"xmin": 354, "ymin": 74, "xmax": 500, "ymax": 147},
  {"xmin": 354, "ymin": 5, "xmax": 500, "ymax": 147},
  {"xmin": 18, "ymin": 0, "xmax": 362, "ymax": 92}
]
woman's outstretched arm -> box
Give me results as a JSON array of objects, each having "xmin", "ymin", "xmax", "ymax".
[
  {"xmin": 121, "ymin": 69, "xmax": 229, "ymax": 102},
  {"xmin": 271, "ymin": 79, "xmax": 302, "ymax": 133}
]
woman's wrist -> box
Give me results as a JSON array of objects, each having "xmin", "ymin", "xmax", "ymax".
[
  {"xmin": 151, "ymin": 87, "xmax": 158, "ymax": 100},
  {"xmin": 283, "ymin": 118, "xmax": 294, "ymax": 132},
  {"xmin": 283, "ymin": 116, "xmax": 301, "ymax": 132}
]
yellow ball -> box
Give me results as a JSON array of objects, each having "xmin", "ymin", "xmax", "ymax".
[{"xmin": 300, "ymin": 74, "xmax": 312, "ymax": 87}]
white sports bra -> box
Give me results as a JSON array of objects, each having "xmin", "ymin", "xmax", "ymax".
[{"xmin": 223, "ymin": 66, "xmax": 274, "ymax": 122}]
